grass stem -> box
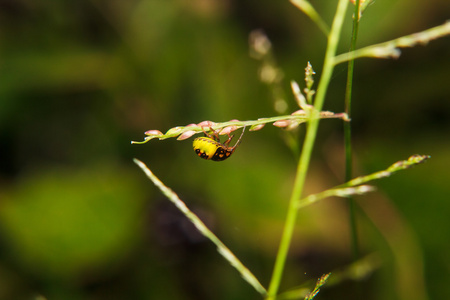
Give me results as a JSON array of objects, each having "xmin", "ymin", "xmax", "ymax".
[
  {"xmin": 345, "ymin": 0, "xmax": 362, "ymax": 262},
  {"xmin": 267, "ymin": 0, "xmax": 350, "ymax": 298}
]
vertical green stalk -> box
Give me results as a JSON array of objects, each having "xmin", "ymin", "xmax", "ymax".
[
  {"xmin": 267, "ymin": 0, "xmax": 350, "ymax": 298},
  {"xmin": 345, "ymin": 0, "xmax": 361, "ymax": 261}
]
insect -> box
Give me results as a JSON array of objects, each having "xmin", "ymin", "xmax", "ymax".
[{"xmin": 193, "ymin": 126, "xmax": 246, "ymax": 161}]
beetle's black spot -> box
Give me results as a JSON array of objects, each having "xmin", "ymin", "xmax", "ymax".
[{"xmin": 211, "ymin": 148, "xmax": 232, "ymax": 161}]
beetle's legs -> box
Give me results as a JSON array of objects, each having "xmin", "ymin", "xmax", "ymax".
[
  {"xmin": 201, "ymin": 126, "xmax": 219, "ymax": 141},
  {"xmin": 230, "ymin": 126, "xmax": 246, "ymax": 150},
  {"xmin": 201, "ymin": 126, "xmax": 246, "ymax": 148},
  {"xmin": 209, "ymin": 126, "xmax": 221, "ymax": 142},
  {"xmin": 223, "ymin": 133, "xmax": 234, "ymax": 147}
]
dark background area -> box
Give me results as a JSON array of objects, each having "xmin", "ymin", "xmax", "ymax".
[{"xmin": 0, "ymin": 0, "xmax": 449, "ymax": 299}]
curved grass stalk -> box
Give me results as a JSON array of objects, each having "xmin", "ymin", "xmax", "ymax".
[
  {"xmin": 131, "ymin": 111, "xmax": 349, "ymax": 145},
  {"xmin": 133, "ymin": 159, "xmax": 267, "ymax": 296}
]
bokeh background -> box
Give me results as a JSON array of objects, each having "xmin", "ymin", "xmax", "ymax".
[{"xmin": 0, "ymin": 0, "xmax": 449, "ymax": 299}]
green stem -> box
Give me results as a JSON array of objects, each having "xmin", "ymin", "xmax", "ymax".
[
  {"xmin": 345, "ymin": 0, "xmax": 361, "ymax": 261},
  {"xmin": 267, "ymin": 0, "xmax": 350, "ymax": 298}
]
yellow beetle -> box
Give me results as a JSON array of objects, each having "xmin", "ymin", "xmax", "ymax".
[{"xmin": 193, "ymin": 127, "xmax": 245, "ymax": 161}]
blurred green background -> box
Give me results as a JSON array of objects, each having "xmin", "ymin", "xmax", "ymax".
[{"xmin": 0, "ymin": 0, "xmax": 449, "ymax": 299}]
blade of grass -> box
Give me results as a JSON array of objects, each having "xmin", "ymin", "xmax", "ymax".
[{"xmin": 133, "ymin": 159, "xmax": 267, "ymax": 296}]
